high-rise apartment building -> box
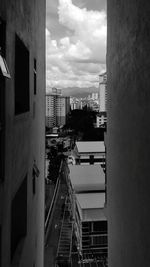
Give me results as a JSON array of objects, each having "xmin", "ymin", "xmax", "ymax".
[
  {"xmin": 99, "ymin": 72, "xmax": 107, "ymax": 127},
  {"xmin": 0, "ymin": 0, "xmax": 45, "ymax": 266},
  {"xmin": 99, "ymin": 72, "xmax": 107, "ymax": 113},
  {"xmin": 46, "ymin": 90, "xmax": 70, "ymax": 129}
]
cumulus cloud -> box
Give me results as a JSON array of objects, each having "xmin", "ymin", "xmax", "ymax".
[
  {"xmin": 58, "ymin": 0, "xmax": 106, "ymax": 62},
  {"xmin": 46, "ymin": 0, "xmax": 106, "ymax": 92}
]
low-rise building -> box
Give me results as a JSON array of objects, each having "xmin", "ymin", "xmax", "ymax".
[
  {"xmin": 68, "ymin": 165, "xmax": 107, "ymax": 262},
  {"xmin": 74, "ymin": 141, "xmax": 106, "ymax": 171}
]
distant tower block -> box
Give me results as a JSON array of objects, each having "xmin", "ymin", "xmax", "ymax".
[
  {"xmin": 46, "ymin": 89, "xmax": 70, "ymax": 128},
  {"xmin": 99, "ymin": 72, "xmax": 107, "ymax": 112}
]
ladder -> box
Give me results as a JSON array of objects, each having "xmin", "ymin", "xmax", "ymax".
[{"xmin": 56, "ymin": 196, "xmax": 73, "ymax": 266}]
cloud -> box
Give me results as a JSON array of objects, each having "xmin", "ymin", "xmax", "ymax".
[
  {"xmin": 58, "ymin": 0, "xmax": 106, "ymax": 63},
  {"xmin": 46, "ymin": 0, "xmax": 106, "ymax": 93}
]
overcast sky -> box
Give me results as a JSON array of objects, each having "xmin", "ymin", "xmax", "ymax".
[{"xmin": 46, "ymin": 0, "xmax": 107, "ymax": 96}]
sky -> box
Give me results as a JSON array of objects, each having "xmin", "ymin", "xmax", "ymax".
[{"xmin": 46, "ymin": 0, "xmax": 107, "ymax": 96}]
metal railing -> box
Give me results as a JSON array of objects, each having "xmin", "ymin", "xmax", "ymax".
[
  {"xmin": 55, "ymin": 196, "xmax": 74, "ymax": 266},
  {"xmin": 45, "ymin": 160, "xmax": 63, "ymax": 244}
]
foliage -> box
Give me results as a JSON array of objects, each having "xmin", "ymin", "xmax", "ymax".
[
  {"xmin": 66, "ymin": 108, "xmax": 96, "ymax": 133},
  {"xmin": 47, "ymin": 147, "xmax": 61, "ymax": 183},
  {"xmin": 65, "ymin": 109, "xmax": 105, "ymax": 141}
]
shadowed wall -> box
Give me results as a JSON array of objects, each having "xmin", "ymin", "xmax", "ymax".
[{"xmin": 107, "ymin": 1, "xmax": 150, "ymax": 267}]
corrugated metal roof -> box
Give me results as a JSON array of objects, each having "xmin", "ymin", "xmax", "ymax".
[
  {"xmin": 69, "ymin": 165, "xmax": 105, "ymax": 192},
  {"xmin": 76, "ymin": 141, "xmax": 105, "ymax": 153},
  {"xmin": 76, "ymin": 193, "xmax": 105, "ymax": 209}
]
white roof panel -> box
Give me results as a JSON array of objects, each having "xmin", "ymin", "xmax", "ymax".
[
  {"xmin": 76, "ymin": 141, "xmax": 105, "ymax": 153},
  {"xmin": 69, "ymin": 165, "xmax": 105, "ymax": 192},
  {"xmin": 76, "ymin": 193, "xmax": 105, "ymax": 209}
]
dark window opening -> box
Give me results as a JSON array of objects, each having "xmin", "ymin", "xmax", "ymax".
[
  {"xmin": 89, "ymin": 155, "xmax": 94, "ymax": 165},
  {"xmin": 0, "ymin": 18, "xmax": 6, "ymax": 181},
  {"xmin": 34, "ymin": 58, "xmax": 37, "ymax": 95},
  {"xmin": 82, "ymin": 222, "xmax": 91, "ymax": 232},
  {"xmin": 95, "ymin": 158, "xmax": 102, "ymax": 162},
  {"xmin": 15, "ymin": 35, "xmax": 29, "ymax": 115},
  {"xmin": 76, "ymin": 158, "xmax": 80, "ymax": 165},
  {"xmin": 93, "ymin": 221, "xmax": 107, "ymax": 234},
  {"xmin": 80, "ymin": 158, "xmax": 89, "ymax": 163},
  {"xmin": 11, "ymin": 176, "xmax": 27, "ymax": 260},
  {"xmin": 91, "ymin": 235, "xmax": 107, "ymax": 247},
  {"xmin": 32, "ymin": 175, "xmax": 36, "ymax": 195}
]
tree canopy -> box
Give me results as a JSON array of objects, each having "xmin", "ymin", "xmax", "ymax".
[{"xmin": 65, "ymin": 109, "xmax": 105, "ymax": 141}]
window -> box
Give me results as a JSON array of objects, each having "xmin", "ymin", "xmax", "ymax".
[
  {"xmin": 93, "ymin": 221, "xmax": 107, "ymax": 233},
  {"xmin": 0, "ymin": 18, "xmax": 6, "ymax": 182},
  {"xmin": 34, "ymin": 58, "xmax": 37, "ymax": 95},
  {"xmin": 76, "ymin": 158, "xmax": 80, "ymax": 165},
  {"xmin": 89, "ymin": 155, "xmax": 94, "ymax": 165},
  {"xmin": 11, "ymin": 176, "xmax": 27, "ymax": 260},
  {"xmin": 92, "ymin": 235, "xmax": 107, "ymax": 247},
  {"xmin": 91, "ymin": 221, "xmax": 108, "ymax": 249},
  {"xmin": 15, "ymin": 35, "xmax": 29, "ymax": 115},
  {"xmin": 80, "ymin": 158, "xmax": 89, "ymax": 163},
  {"xmin": 32, "ymin": 176, "xmax": 36, "ymax": 194}
]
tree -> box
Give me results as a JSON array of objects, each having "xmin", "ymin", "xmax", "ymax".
[{"xmin": 65, "ymin": 109, "xmax": 96, "ymax": 133}]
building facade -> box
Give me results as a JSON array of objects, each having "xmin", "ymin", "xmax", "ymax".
[
  {"xmin": 107, "ymin": 1, "xmax": 150, "ymax": 267},
  {"xmin": 0, "ymin": 0, "xmax": 45, "ymax": 266}
]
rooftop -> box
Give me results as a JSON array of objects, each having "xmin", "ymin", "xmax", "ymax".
[
  {"xmin": 69, "ymin": 165, "xmax": 105, "ymax": 192},
  {"xmin": 76, "ymin": 192, "xmax": 106, "ymax": 221},
  {"xmin": 76, "ymin": 141, "xmax": 105, "ymax": 154},
  {"xmin": 76, "ymin": 192, "xmax": 105, "ymax": 209}
]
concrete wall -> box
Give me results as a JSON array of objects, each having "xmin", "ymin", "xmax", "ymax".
[
  {"xmin": 0, "ymin": 0, "xmax": 45, "ymax": 266},
  {"xmin": 107, "ymin": 1, "xmax": 150, "ymax": 267}
]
